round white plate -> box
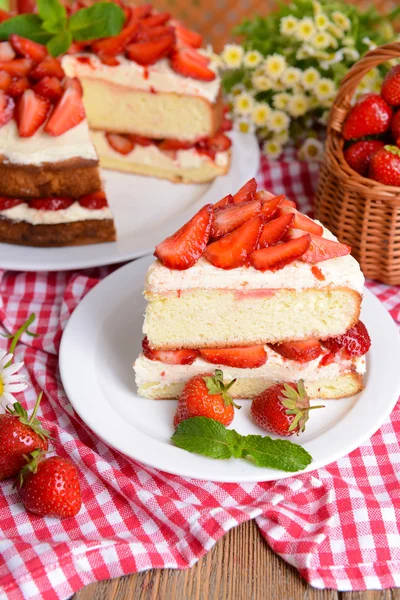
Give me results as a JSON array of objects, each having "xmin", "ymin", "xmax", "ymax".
[
  {"xmin": 0, "ymin": 132, "xmax": 259, "ymax": 272},
  {"xmin": 59, "ymin": 256, "xmax": 400, "ymax": 482}
]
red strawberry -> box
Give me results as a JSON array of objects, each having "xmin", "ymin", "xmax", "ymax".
[
  {"xmin": 126, "ymin": 33, "xmax": 175, "ymax": 66},
  {"xmin": 322, "ymin": 321, "xmax": 371, "ymax": 357},
  {"xmin": 259, "ymin": 192, "xmax": 285, "ymax": 220},
  {"xmin": 369, "ymin": 145, "xmax": 400, "ymax": 186},
  {"xmin": 172, "ymin": 22, "xmax": 202, "ymax": 48},
  {"xmin": 141, "ymin": 12, "xmax": 170, "ymax": 28},
  {"xmin": 158, "ymin": 138, "xmax": 194, "ymax": 151},
  {"xmin": 98, "ymin": 55, "xmax": 120, "ymax": 66},
  {"xmin": 44, "ymin": 78, "xmax": 85, "ymax": 136},
  {"xmin": 391, "ymin": 109, "xmax": 400, "ymax": 145},
  {"xmin": 78, "ymin": 191, "xmax": 108, "ymax": 209},
  {"xmin": 198, "ymin": 133, "xmax": 231, "ymax": 160},
  {"xmin": 155, "ymin": 204, "xmax": 213, "ymax": 270},
  {"xmin": 221, "ymin": 116, "xmax": 233, "ymax": 132},
  {"xmin": 92, "ymin": 13, "xmax": 139, "ymax": 56},
  {"xmin": 0, "ymin": 41, "xmax": 15, "ymax": 62},
  {"xmin": 381, "ymin": 64, "xmax": 400, "ymax": 106},
  {"xmin": 211, "ymin": 198, "xmax": 261, "ymax": 238},
  {"xmin": 342, "ymin": 93, "xmax": 392, "ymax": 141},
  {"xmin": 0, "ymin": 91, "xmax": 14, "ymax": 127},
  {"xmin": 0, "ymin": 58, "xmax": 32, "ymax": 76},
  {"xmin": 106, "ymin": 132, "xmax": 134, "ymax": 155},
  {"xmin": 176, "ymin": 45, "xmax": 210, "ymax": 66},
  {"xmin": 232, "ymin": 178, "xmax": 257, "ymax": 204},
  {"xmin": 19, "ymin": 452, "xmax": 82, "ymax": 518},
  {"xmin": 33, "ymin": 76, "xmax": 63, "ymax": 103},
  {"xmin": 199, "ymin": 345, "xmax": 267, "ymax": 368},
  {"xmin": 30, "ymin": 197, "xmax": 74, "ymax": 210},
  {"xmin": 0, "ymin": 394, "xmax": 50, "ymax": 481},
  {"xmin": 319, "ymin": 352, "xmax": 335, "ymax": 367},
  {"xmin": 300, "ymin": 233, "xmax": 351, "ymax": 263},
  {"xmin": 214, "ymin": 194, "xmax": 233, "ymax": 210},
  {"xmin": 249, "ymin": 235, "xmax": 311, "ymax": 271},
  {"xmin": 0, "ymin": 9, "xmax": 10, "ymax": 21},
  {"xmin": 15, "ymin": 89, "xmax": 50, "ymax": 137},
  {"xmin": 0, "ymin": 71, "xmax": 11, "ymax": 91},
  {"xmin": 136, "ymin": 25, "xmax": 174, "ymax": 42},
  {"xmin": 171, "ymin": 49, "xmax": 215, "ymax": 81},
  {"xmin": 205, "ymin": 215, "xmax": 263, "ymax": 269},
  {"xmin": 0, "ymin": 197, "xmax": 24, "ymax": 209},
  {"xmin": 7, "ymin": 76, "xmax": 30, "ymax": 99},
  {"xmin": 10, "ymin": 35, "xmax": 47, "ymax": 63},
  {"xmin": 142, "ymin": 337, "xmax": 198, "ymax": 365},
  {"xmin": 131, "ymin": 4, "xmax": 152, "ymax": 18},
  {"xmin": 251, "ymin": 380, "xmax": 322, "ymax": 436},
  {"xmin": 281, "ymin": 198, "xmax": 296, "ymax": 208},
  {"xmin": 344, "ymin": 140, "xmax": 385, "ymax": 176},
  {"xmin": 16, "ymin": 0, "xmax": 36, "ymax": 12},
  {"xmin": 279, "ymin": 205, "xmax": 323, "ymax": 236},
  {"xmin": 173, "ymin": 370, "xmax": 239, "ymax": 428},
  {"xmin": 30, "ymin": 56, "xmax": 65, "ymax": 81},
  {"xmin": 258, "ymin": 213, "xmax": 294, "ymax": 248},
  {"xmin": 269, "ymin": 339, "xmax": 323, "ymax": 363},
  {"xmin": 127, "ymin": 133, "xmax": 153, "ymax": 146}
]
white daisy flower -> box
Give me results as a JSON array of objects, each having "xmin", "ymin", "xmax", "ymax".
[
  {"xmin": 314, "ymin": 78, "xmax": 336, "ymax": 101},
  {"xmin": 0, "ymin": 350, "xmax": 28, "ymax": 408},
  {"xmin": 301, "ymin": 67, "xmax": 320, "ymax": 90},
  {"xmin": 273, "ymin": 92, "xmax": 291, "ymax": 110},
  {"xmin": 281, "ymin": 66, "xmax": 302, "ymax": 88},
  {"xmin": 264, "ymin": 54, "xmax": 287, "ymax": 81},
  {"xmin": 221, "ymin": 44, "xmax": 244, "ymax": 69},
  {"xmin": 251, "ymin": 103, "xmax": 271, "ymax": 126},
  {"xmin": 252, "ymin": 74, "xmax": 272, "ymax": 92},
  {"xmin": 231, "ymin": 83, "xmax": 246, "ymax": 96},
  {"xmin": 362, "ymin": 37, "xmax": 377, "ymax": 51},
  {"xmin": 244, "ymin": 50, "xmax": 263, "ymax": 69},
  {"xmin": 287, "ymin": 93, "xmax": 310, "ymax": 117},
  {"xmin": 268, "ymin": 109, "xmax": 290, "ymax": 133},
  {"xmin": 234, "ymin": 117, "xmax": 255, "ymax": 134},
  {"xmin": 312, "ymin": 0, "xmax": 322, "ymax": 14},
  {"xmin": 263, "ymin": 139, "xmax": 283, "ymax": 160},
  {"xmin": 273, "ymin": 129, "xmax": 290, "ymax": 145},
  {"xmin": 315, "ymin": 12, "xmax": 329, "ymax": 30},
  {"xmin": 327, "ymin": 22, "xmax": 345, "ymax": 39},
  {"xmin": 342, "ymin": 36, "xmax": 355, "ymax": 47},
  {"xmin": 234, "ymin": 92, "xmax": 255, "ymax": 115},
  {"xmin": 298, "ymin": 138, "xmax": 325, "ymax": 162},
  {"xmin": 332, "ymin": 11, "xmax": 351, "ymax": 31},
  {"xmin": 295, "ymin": 18, "xmax": 316, "ymax": 42},
  {"xmin": 342, "ymin": 48, "xmax": 360, "ymax": 61},
  {"xmin": 280, "ymin": 15, "xmax": 298, "ymax": 36},
  {"xmin": 320, "ymin": 50, "xmax": 345, "ymax": 69},
  {"xmin": 311, "ymin": 31, "xmax": 332, "ymax": 50}
]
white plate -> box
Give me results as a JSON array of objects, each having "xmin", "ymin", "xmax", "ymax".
[
  {"xmin": 59, "ymin": 256, "xmax": 400, "ymax": 482},
  {"xmin": 0, "ymin": 132, "xmax": 259, "ymax": 272}
]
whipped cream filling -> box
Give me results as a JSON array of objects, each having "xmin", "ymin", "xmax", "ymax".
[
  {"xmin": 0, "ymin": 201, "xmax": 112, "ymax": 225},
  {"xmin": 91, "ymin": 130, "xmax": 229, "ymax": 169},
  {"xmin": 62, "ymin": 54, "xmax": 221, "ymax": 103},
  {"xmin": 145, "ymin": 225, "xmax": 365, "ymax": 294},
  {"xmin": 0, "ymin": 120, "xmax": 98, "ymax": 166}
]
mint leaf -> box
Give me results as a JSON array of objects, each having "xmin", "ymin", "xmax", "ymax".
[
  {"xmin": 37, "ymin": 0, "xmax": 67, "ymax": 27},
  {"xmin": 0, "ymin": 14, "xmax": 52, "ymax": 44},
  {"xmin": 241, "ymin": 434, "xmax": 312, "ymax": 472},
  {"xmin": 171, "ymin": 417, "xmax": 232, "ymax": 460},
  {"xmin": 42, "ymin": 18, "xmax": 65, "ymax": 35},
  {"xmin": 225, "ymin": 429, "xmax": 244, "ymax": 458},
  {"xmin": 47, "ymin": 30, "xmax": 72, "ymax": 57},
  {"xmin": 69, "ymin": 2, "xmax": 125, "ymax": 41}
]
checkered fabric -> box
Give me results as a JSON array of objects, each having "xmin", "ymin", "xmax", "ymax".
[{"xmin": 1, "ymin": 154, "xmax": 400, "ymax": 600}]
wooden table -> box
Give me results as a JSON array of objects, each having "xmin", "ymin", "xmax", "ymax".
[{"xmin": 74, "ymin": 520, "xmax": 399, "ymax": 599}]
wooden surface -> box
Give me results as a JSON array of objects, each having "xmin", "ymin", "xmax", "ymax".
[{"xmin": 74, "ymin": 520, "xmax": 399, "ymax": 600}]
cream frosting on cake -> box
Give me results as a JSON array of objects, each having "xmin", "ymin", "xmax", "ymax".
[{"xmin": 0, "ymin": 201, "xmax": 112, "ymax": 225}]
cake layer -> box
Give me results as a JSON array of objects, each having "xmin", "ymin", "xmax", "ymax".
[
  {"xmin": 0, "ymin": 201, "xmax": 113, "ymax": 225},
  {"xmin": 143, "ymin": 287, "xmax": 361, "ymax": 349}
]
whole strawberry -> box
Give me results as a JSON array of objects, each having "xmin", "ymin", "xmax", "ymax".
[
  {"xmin": 19, "ymin": 451, "xmax": 82, "ymax": 518},
  {"xmin": 342, "ymin": 93, "xmax": 392, "ymax": 141},
  {"xmin": 251, "ymin": 380, "xmax": 323, "ymax": 436},
  {"xmin": 0, "ymin": 393, "xmax": 50, "ymax": 481},
  {"xmin": 369, "ymin": 145, "xmax": 400, "ymax": 186},
  {"xmin": 381, "ymin": 64, "xmax": 400, "ymax": 106},
  {"xmin": 391, "ymin": 109, "xmax": 400, "ymax": 145},
  {"xmin": 173, "ymin": 369, "xmax": 239, "ymax": 428},
  {"xmin": 322, "ymin": 320, "xmax": 371, "ymax": 357},
  {"xmin": 344, "ymin": 140, "xmax": 384, "ymax": 176}
]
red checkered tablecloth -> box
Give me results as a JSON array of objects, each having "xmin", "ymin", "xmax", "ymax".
[{"xmin": 1, "ymin": 155, "xmax": 400, "ymax": 600}]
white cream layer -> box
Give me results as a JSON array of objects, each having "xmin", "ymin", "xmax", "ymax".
[
  {"xmin": 134, "ymin": 348, "xmax": 366, "ymax": 388},
  {"xmin": 0, "ymin": 120, "xmax": 98, "ymax": 166},
  {"xmin": 62, "ymin": 54, "xmax": 221, "ymax": 103},
  {"xmin": 0, "ymin": 201, "xmax": 112, "ymax": 225},
  {"xmin": 91, "ymin": 130, "xmax": 229, "ymax": 169},
  {"xmin": 145, "ymin": 225, "xmax": 364, "ymax": 294}
]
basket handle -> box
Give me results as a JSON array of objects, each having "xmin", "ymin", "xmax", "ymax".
[{"xmin": 328, "ymin": 41, "xmax": 400, "ymax": 134}]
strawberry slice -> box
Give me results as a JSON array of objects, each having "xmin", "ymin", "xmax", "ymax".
[
  {"xmin": 106, "ymin": 132, "xmax": 134, "ymax": 155},
  {"xmin": 0, "ymin": 42, "xmax": 15, "ymax": 62},
  {"xmin": 15, "ymin": 89, "xmax": 50, "ymax": 137},
  {"xmin": 199, "ymin": 345, "xmax": 267, "ymax": 368},
  {"xmin": 126, "ymin": 33, "xmax": 175, "ymax": 66},
  {"xmin": 0, "ymin": 58, "xmax": 32, "ymax": 76},
  {"xmin": 33, "ymin": 76, "xmax": 63, "ymax": 103},
  {"xmin": 319, "ymin": 352, "xmax": 335, "ymax": 366},
  {"xmin": 136, "ymin": 25, "xmax": 174, "ymax": 42},
  {"xmin": 0, "ymin": 72, "xmax": 11, "ymax": 91},
  {"xmin": 259, "ymin": 192, "xmax": 285, "ymax": 220},
  {"xmin": 211, "ymin": 198, "xmax": 261, "ymax": 239},
  {"xmin": 30, "ymin": 56, "xmax": 65, "ymax": 81},
  {"xmin": 258, "ymin": 213, "xmax": 295, "ymax": 248},
  {"xmin": 250, "ymin": 234, "xmax": 311, "ymax": 271},
  {"xmin": 0, "ymin": 197, "xmax": 24, "ymax": 210},
  {"xmin": 155, "ymin": 204, "xmax": 213, "ymax": 270},
  {"xmin": 10, "ymin": 35, "xmax": 47, "ymax": 63},
  {"xmin": 177, "ymin": 46, "xmax": 210, "ymax": 67},
  {"xmin": 214, "ymin": 194, "xmax": 233, "ymax": 210},
  {"xmin": 142, "ymin": 337, "xmax": 198, "ymax": 365},
  {"xmin": 221, "ymin": 117, "xmax": 233, "ymax": 132},
  {"xmin": 172, "ymin": 21, "xmax": 203, "ymax": 48},
  {"xmin": 44, "ymin": 78, "xmax": 85, "ymax": 136},
  {"xmin": 0, "ymin": 90, "xmax": 14, "ymax": 127},
  {"xmin": 300, "ymin": 234, "xmax": 351, "ymax": 263},
  {"xmin": 141, "ymin": 12, "xmax": 170, "ymax": 27},
  {"xmin": 281, "ymin": 198, "xmax": 296, "ymax": 208},
  {"xmin": 279, "ymin": 205, "xmax": 323, "ymax": 236},
  {"xmin": 205, "ymin": 215, "xmax": 263, "ymax": 269},
  {"xmin": 127, "ymin": 134, "xmax": 153, "ymax": 146},
  {"xmin": 233, "ymin": 178, "xmax": 257, "ymax": 204},
  {"xmin": 158, "ymin": 138, "xmax": 194, "ymax": 151},
  {"xmin": 7, "ymin": 76, "xmax": 29, "ymax": 99},
  {"xmin": 131, "ymin": 4, "xmax": 152, "ymax": 18},
  {"xmin": 92, "ymin": 13, "xmax": 139, "ymax": 56},
  {"xmin": 198, "ymin": 133, "xmax": 231, "ymax": 160},
  {"xmin": 171, "ymin": 49, "xmax": 215, "ymax": 81},
  {"xmin": 0, "ymin": 9, "xmax": 10, "ymax": 21},
  {"xmin": 322, "ymin": 321, "xmax": 371, "ymax": 357},
  {"xmin": 99, "ymin": 55, "xmax": 120, "ymax": 66},
  {"xmin": 269, "ymin": 339, "xmax": 323, "ymax": 363},
  {"xmin": 29, "ymin": 197, "xmax": 75, "ymax": 210},
  {"xmin": 79, "ymin": 191, "xmax": 108, "ymax": 210}
]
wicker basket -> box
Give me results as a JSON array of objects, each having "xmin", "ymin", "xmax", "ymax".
[{"xmin": 314, "ymin": 42, "xmax": 400, "ymax": 285}]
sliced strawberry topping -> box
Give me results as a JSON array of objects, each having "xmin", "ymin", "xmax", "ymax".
[
  {"xmin": 30, "ymin": 56, "xmax": 65, "ymax": 81},
  {"xmin": 300, "ymin": 234, "xmax": 351, "ymax": 263},
  {"xmin": 158, "ymin": 138, "xmax": 194, "ymax": 151},
  {"xmin": 155, "ymin": 204, "xmax": 213, "ymax": 270},
  {"xmin": 127, "ymin": 134, "xmax": 153, "ymax": 146},
  {"xmin": 280, "ymin": 206, "xmax": 323, "ymax": 236},
  {"xmin": 250, "ymin": 234, "xmax": 311, "ymax": 271},
  {"xmin": 319, "ymin": 352, "xmax": 335, "ymax": 366},
  {"xmin": 172, "ymin": 21, "xmax": 202, "ymax": 48},
  {"xmin": 0, "ymin": 197, "xmax": 24, "ymax": 210},
  {"xmin": 269, "ymin": 339, "xmax": 323, "ymax": 363},
  {"xmin": 0, "ymin": 90, "xmax": 14, "ymax": 127},
  {"xmin": 126, "ymin": 33, "xmax": 175, "ymax": 66},
  {"xmin": 232, "ymin": 178, "xmax": 257, "ymax": 204},
  {"xmin": 205, "ymin": 215, "xmax": 263, "ymax": 269},
  {"xmin": 311, "ymin": 265, "xmax": 325, "ymax": 281},
  {"xmin": 0, "ymin": 71, "xmax": 11, "ymax": 91},
  {"xmin": 214, "ymin": 194, "xmax": 233, "ymax": 210},
  {"xmin": 15, "ymin": 89, "xmax": 49, "ymax": 137},
  {"xmin": 259, "ymin": 192, "xmax": 285, "ymax": 220},
  {"xmin": 199, "ymin": 345, "xmax": 267, "ymax": 368},
  {"xmin": 131, "ymin": 4, "xmax": 152, "ymax": 19},
  {"xmin": 142, "ymin": 337, "xmax": 198, "ymax": 365},
  {"xmin": 92, "ymin": 13, "xmax": 139, "ymax": 56},
  {"xmin": 7, "ymin": 76, "xmax": 29, "ymax": 99},
  {"xmin": 44, "ymin": 78, "xmax": 85, "ymax": 136},
  {"xmin": 281, "ymin": 198, "xmax": 297, "ymax": 208},
  {"xmin": 136, "ymin": 25, "xmax": 174, "ymax": 42},
  {"xmin": 29, "ymin": 197, "xmax": 75, "ymax": 211},
  {"xmin": 33, "ymin": 76, "xmax": 63, "ymax": 103},
  {"xmin": 258, "ymin": 213, "xmax": 294, "ymax": 248},
  {"xmin": 10, "ymin": 35, "xmax": 47, "ymax": 63},
  {"xmin": 197, "ymin": 133, "xmax": 231, "ymax": 160},
  {"xmin": 79, "ymin": 191, "xmax": 108, "ymax": 210},
  {"xmin": 221, "ymin": 117, "xmax": 233, "ymax": 132},
  {"xmin": 177, "ymin": 46, "xmax": 210, "ymax": 66},
  {"xmin": 106, "ymin": 132, "xmax": 134, "ymax": 155},
  {"xmin": 322, "ymin": 321, "xmax": 371, "ymax": 357},
  {"xmin": 0, "ymin": 42, "xmax": 15, "ymax": 62},
  {"xmin": 98, "ymin": 55, "xmax": 120, "ymax": 66},
  {"xmin": 0, "ymin": 58, "xmax": 32, "ymax": 76},
  {"xmin": 171, "ymin": 49, "xmax": 215, "ymax": 81},
  {"xmin": 211, "ymin": 198, "xmax": 261, "ymax": 238},
  {"xmin": 141, "ymin": 12, "xmax": 170, "ymax": 28}
]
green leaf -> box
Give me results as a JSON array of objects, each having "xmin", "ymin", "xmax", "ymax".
[
  {"xmin": 225, "ymin": 429, "xmax": 244, "ymax": 458},
  {"xmin": 0, "ymin": 14, "xmax": 52, "ymax": 44},
  {"xmin": 171, "ymin": 417, "xmax": 232, "ymax": 460},
  {"xmin": 69, "ymin": 2, "xmax": 125, "ymax": 41},
  {"xmin": 37, "ymin": 0, "xmax": 67, "ymax": 27},
  {"xmin": 241, "ymin": 434, "xmax": 312, "ymax": 472},
  {"xmin": 41, "ymin": 18, "xmax": 64, "ymax": 35},
  {"xmin": 47, "ymin": 29, "xmax": 72, "ymax": 57}
]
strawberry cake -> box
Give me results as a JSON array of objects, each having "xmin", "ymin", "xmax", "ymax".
[{"xmin": 134, "ymin": 178, "xmax": 370, "ymax": 400}]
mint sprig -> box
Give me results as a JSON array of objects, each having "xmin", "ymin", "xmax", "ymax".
[
  {"xmin": 0, "ymin": 0, "xmax": 125, "ymax": 57},
  {"xmin": 171, "ymin": 417, "xmax": 312, "ymax": 473}
]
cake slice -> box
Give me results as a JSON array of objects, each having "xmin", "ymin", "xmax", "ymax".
[{"xmin": 134, "ymin": 179, "xmax": 370, "ymax": 400}]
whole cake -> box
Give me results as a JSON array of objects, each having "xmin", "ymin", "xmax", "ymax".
[{"xmin": 134, "ymin": 179, "xmax": 370, "ymax": 399}]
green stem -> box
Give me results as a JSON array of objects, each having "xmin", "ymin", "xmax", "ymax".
[
  {"xmin": 28, "ymin": 392, "xmax": 43, "ymax": 425},
  {"xmin": 5, "ymin": 313, "xmax": 36, "ymax": 367}
]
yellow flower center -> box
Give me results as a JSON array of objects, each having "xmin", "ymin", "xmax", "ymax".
[
  {"xmin": 239, "ymin": 122, "xmax": 250, "ymax": 133},
  {"xmin": 307, "ymin": 145, "xmax": 319, "ymax": 157},
  {"xmin": 0, "ymin": 376, "xmax": 3, "ymax": 397}
]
